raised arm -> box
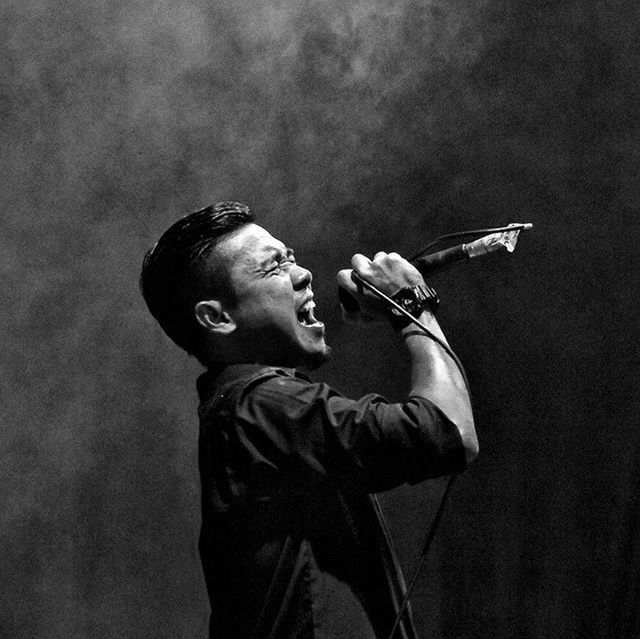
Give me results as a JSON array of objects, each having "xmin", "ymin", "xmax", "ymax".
[{"xmin": 337, "ymin": 251, "xmax": 478, "ymax": 463}]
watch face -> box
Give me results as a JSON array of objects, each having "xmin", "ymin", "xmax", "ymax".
[
  {"xmin": 397, "ymin": 288, "xmax": 421, "ymax": 312},
  {"xmin": 392, "ymin": 285, "xmax": 438, "ymax": 319}
]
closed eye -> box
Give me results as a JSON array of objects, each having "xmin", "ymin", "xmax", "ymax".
[{"xmin": 264, "ymin": 249, "xmax": 296, "ymax": 275}]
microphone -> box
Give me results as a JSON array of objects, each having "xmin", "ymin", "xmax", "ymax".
[
  {"xmin": 338, "ymin": 223, "xmax": 533, "ymax": 315},
  {"xmin": 414, "ymin": 223, "xmax": 533, "ymax": 276}
]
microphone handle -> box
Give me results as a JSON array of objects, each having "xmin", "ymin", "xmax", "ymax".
[{"xmin": 414, "ymin": 243, "xmax": 469, "ymax": 276}]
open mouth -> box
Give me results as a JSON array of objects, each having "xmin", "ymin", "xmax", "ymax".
[{"xmin": 296, "ymin": 300, "xmax": 323, "ymax": 328}]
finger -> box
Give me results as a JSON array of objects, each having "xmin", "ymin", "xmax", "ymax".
[
  {"xmin": 336, "ymin": 268, "xmax": 356, "ymax": 291},
  {"xmin": 372, "ymin": 251, "xmax": 388, "ymax": 261},
  {"xmin": 351, "ymin": 253, "xmax": 372, "ymax": 275}
]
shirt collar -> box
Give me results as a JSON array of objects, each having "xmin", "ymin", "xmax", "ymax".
[{"xmin": 196, "ymin": 363, "xmax": 299, "ymax": 403}]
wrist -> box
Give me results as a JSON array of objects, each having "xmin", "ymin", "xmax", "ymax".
[{"xmin": 388, "ymin": 284, "xmax": 439, "ymax": 330}]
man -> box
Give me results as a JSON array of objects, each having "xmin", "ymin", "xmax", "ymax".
[{"xmin": 140, "ymin": 201, "xmax": 478, "ymax": 639}]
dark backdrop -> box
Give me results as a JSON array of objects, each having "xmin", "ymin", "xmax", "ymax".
[{"xmin": 2, "ymin": 0, "xmax": 639, "ymax": 637}]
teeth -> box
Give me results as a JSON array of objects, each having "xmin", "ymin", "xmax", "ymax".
[{"xmin": 297, "ymin": 300, "xmax": 319, "ymax": 326}]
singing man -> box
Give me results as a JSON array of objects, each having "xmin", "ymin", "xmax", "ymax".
[{"xmin": 140, "ymin": 201, "xmax": 478, "ymax": 639}]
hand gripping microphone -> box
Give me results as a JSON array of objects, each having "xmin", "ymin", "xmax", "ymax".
[{"xmin": 338, "ymin": 223, "xmax": 533, "ymax": 315}]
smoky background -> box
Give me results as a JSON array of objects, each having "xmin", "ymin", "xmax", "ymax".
[{"xmin": 1, "ymin": 0, "xmax": 638, "ymax": 637}]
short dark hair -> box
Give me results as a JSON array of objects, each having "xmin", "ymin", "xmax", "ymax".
[{"xmin": 140, "ymin": 201, "xmax": 255, "ymax": 359}]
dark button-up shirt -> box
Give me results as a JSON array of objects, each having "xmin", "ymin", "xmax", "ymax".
[{"xmin": 196, "ymin": 364, "xmax": 467, "ymax": 639}]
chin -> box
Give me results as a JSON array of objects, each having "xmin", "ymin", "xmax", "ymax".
[{"xmin": 300, "ymin": 345, "xmax": 332, "ymax": 371}]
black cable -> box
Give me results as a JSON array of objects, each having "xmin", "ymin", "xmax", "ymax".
[
  {"xmin": 351, "ymin": 225, "xmax": 526, "ymax": 637},
  {"xmin": 357, "ymin": 224, "xmax": 529, "ymax": 638},
  {"xmin": 387, "ymin": 474, "xmax": 458, "ymax": 639}
]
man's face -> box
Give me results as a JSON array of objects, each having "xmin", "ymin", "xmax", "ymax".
[{"xmin": 219, "ymin": 223, "xmax": 329, "ymax": 368}]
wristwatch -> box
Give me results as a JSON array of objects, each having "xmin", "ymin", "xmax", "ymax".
[{"xmin": 389, "ymin": 284, "xmax": 439, "ymax": 329}]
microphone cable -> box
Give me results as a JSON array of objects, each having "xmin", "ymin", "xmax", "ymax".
[
  {"xmin": 351, "ymin": 227, "xmax": 506, "ymax": 639},
  {"xmin": 387, "ymin": 474, "xmax": 458, "ymax": 639},
  {"xmin": 355, "ymin": 223, "xmax": 532, "ymax": 638}
]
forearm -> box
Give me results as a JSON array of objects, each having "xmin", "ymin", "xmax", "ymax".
[
  {"xmin": 336, "ymin": 250, "xmax": 478, "ymax": 463},
  {"xmin": 399, "ymin": 311, "xmax": 478, "ymax": 462}
]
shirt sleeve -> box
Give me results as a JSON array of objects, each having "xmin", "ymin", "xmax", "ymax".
[{"xmin": 229, "ymin": 371, "xmax": 467, "ymax": 493}]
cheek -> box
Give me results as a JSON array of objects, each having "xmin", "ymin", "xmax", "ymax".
[
  {"xmin": 246, "ymin": 294, "xmax": 293, "ymax": 327},
  {"xmin": 262, "ymin": 284, "xmax": 294, "ymax": 311},
  {"xmin": 235, "ymin": 282, "xmax": 295, "ymax": 326}
]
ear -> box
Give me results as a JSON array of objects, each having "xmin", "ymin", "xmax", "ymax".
[{"xmin": 194, "ymin": 300, "xmax": 236, "ymax": 336}]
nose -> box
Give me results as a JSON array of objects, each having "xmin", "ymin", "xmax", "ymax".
[{"xmin": 291, "ymin": 263, "xmax": 312, "ymax": 290}]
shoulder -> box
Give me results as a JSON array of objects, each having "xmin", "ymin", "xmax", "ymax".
[
  {"xmin": 238, "ymin": 368, "xmax": 344, "ymax": 416},
  {"xmin": 198, "ymin": 364, "xmax": 341, "ymax": 416}
]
